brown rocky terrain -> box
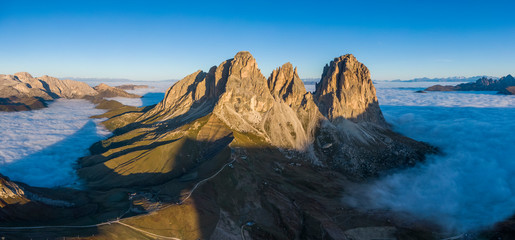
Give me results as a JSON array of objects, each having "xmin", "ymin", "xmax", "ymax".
[
  {"xmin": 314, "ymin": 54, "xmax": 387, "ymax": 127},
  {"xmin": 94, "ymin": 83, "xmax": 141, "ymax": 98},
  {"xmin": 425, "ymin": 74, "xmax": 515, "ymax": 94},
  {"xmin": 499, "ymin": 86, "xmax": 515, "ymax": 95},
  {"xmin": 0, "ymin": 73, "xmax": 141, "ymax": 111},
  {"xmin": 1, "ymin": 52, "xmax": 440, "ymax": 239},
  {"xmin": 0, "ymin": 174, "xmax": 94, "ymax": 223}
]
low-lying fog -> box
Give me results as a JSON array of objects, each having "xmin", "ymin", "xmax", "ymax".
[
  {"xmin": 0, "ymin": 99, "xmax": 110, "ymax": 188},
  {"xmin": 344, "ymin": 81, "xmax": 515, "ymax": 233}
]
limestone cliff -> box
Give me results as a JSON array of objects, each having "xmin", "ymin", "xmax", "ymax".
[
  {"xmin": 138, "ymin": 52, "xmax": 317, "ymax": 150},
  {"xmin": 267, "ymin": 62, "xmax": 325, "ymax": 148},
  {"xmin": 314, "ymin": 54, "xmax": 387, "ymax": 127}
]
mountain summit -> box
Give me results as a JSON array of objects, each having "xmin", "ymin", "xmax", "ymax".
[{"xmin": 314, "ymin": 54, "xmax": 387, "ymax": 126}]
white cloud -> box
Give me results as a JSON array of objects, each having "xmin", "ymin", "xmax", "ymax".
[
  {"xmin": 344, "ymin": 83, "xmax": 515, "ymax": 232},
  {"xmin": 0, "ymin": 99, "xmax": 110, "ymax": 188}
]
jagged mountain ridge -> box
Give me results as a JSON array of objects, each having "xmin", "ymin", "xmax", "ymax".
[
  {"xmin": 0, "ymin": 72, "xmax": 97, "ymax": 100},
  {"xmin": 137, "ymin": 52, "xmax": 320, "ymax": 151},
  {"xmin": 1, "ymin": 51, "xmax": 437, "ymax": 239},
  {"xmin": 72, "ymin": 51, "xmax": 436, "ymax": 239},
  {"xmin": 81, "ymin": 51, "xmax": 433, "ymax": 185},
  {"xmin": 0, "ymin": 72, "xmax": 141, "ymax": 111}
]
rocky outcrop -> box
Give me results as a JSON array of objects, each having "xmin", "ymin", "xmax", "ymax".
[
  {"xmin": 499, "ymin": 86, "xmax": 515, "ymax": 95},
  {"xmin": 313, "ymin": 54, "xmax": 387, "ymax": 127},
  {"xmin": 0, "ymin": 174, "xmax": 28, "ymax": 208},
  {"xmin": 94, "ymin": 83, "xmax": 141, "ymax": 98},
  {"xmin": 426, "ymin": 74, "xmax": 515, "ymax": 94},
  {"xmin": 267, "ymin": 63, "xmax": 325, "ymax": 148},
  {"xmin": 0, "ymin": 174, "xmax": 94, "ymax": 224}
]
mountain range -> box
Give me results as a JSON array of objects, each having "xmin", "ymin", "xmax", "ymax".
[
  {"xmin": 1, "ymin": 52, "xmax": 442, "ymax": 239},
  {"xmin": 425, "ymin": 75, "xmax": 515, "ymax": 94},
  {"xmin": 387, "ymin": 76, "xmax": 499, "ymax": 83},
  {"xmin": 0, "ymin": 73, "xmax": 141, "ymax": 111}
]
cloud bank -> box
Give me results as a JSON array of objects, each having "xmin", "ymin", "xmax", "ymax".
[
  {"xmin": 0, "ymin": 99, "xmax": 110, "ymax": 188},
  {"xmin": 344, "ymin": 84, "xmax": 515, "ymax": 232}
]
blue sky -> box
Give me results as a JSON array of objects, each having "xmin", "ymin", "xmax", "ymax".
[{"xmin": 1, "ymin": 0, "xmax": 514, "ymax": 80}]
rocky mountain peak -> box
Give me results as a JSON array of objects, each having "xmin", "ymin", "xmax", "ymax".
[
  {"xmin": 141, "ymin": 51, "xmax": 394, "ymax": 152},
  {"xmin": 14, "ymin": 72, "xmax": 33, "ymax": 80},
  {"xmin": 500, "ymin": 74, "xmax": 515, "ymax": 83},
  {"xmin": 94, "ymin": 83, "xmax": 110, "ymax": 89},
  {"xmin": 140, "ymin": 52, "xmax": 314, "ymax": 150},
  {"xmin": 268, "ymin": 62, "xmax": 308, "ymax": 106},
  {"xmin": 226, "ymin": 51, "xmax": 259, "ymax": 80},
  {"xmin": 314, "ymin": 54, "xmax": 387, "ymax": 127}
]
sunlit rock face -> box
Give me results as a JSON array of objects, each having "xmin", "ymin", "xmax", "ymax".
[
  {"xmin": 0, "ymin": 73, "xmax": 140, "ymax": 111},
  {"xmin": 0, "ymin": 174, "xmax": 28, "ymax": 207},
  {"xmin": 314, "ymin": 54, "xmax": 387, "ymax": 127},
  {"xmin": 107, "ymin": 51, "xmax": 432, "ymax": 180},
  {"xmin": 0, "ymin": 72, "xmax": 98, "ymax": 100},
  {"xmin": 267, "ymin": 62, "xmax": 325, "ymax": 149},
  {"xmin": 139, "ymin": 52, "xmax": 321, "ymax": 150}
]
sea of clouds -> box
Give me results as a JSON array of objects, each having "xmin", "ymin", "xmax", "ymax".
[
  {"xmin": 344, "ymin": 82, "xmax": 515, "ymax": 233},
  {"xmin": 0, "ymin": 99, "xmax": 110, "ymax": 188}
]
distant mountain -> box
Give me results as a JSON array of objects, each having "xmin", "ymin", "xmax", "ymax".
[
  {"xmin": 425, "ymin": 74, "xmax": 515, "ymax": 94},
  {"xmin": 61, "ymin": 77, "xmax": 179, "ymax": 83},
  {"xmin": 301, "ymin": 77, "xmax": 320, "ymax": 85},
  {"xmin": 0, "ymin": 72, "xmax": 141, "ymax": 111},
  {"xmin": 389, "ymin": 76, "xmax": 499, "ymax": 83},
  {"xmin": 60, "ymin": 77, "xmax": 137, "ymax": 83}
]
